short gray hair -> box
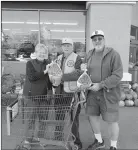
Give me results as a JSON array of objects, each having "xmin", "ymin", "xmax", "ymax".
[{"xmin": 35, "ymin": 43, "xmax": 48, "ymax": 54}]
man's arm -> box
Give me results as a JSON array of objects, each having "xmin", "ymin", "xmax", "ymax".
[
  {"xmin": 100, "ymin": 51, "xmax": 123, "ymax": 89},
  {"xmin": 62, "ymin": 55, "xmax": 83, "ymax": 81}
]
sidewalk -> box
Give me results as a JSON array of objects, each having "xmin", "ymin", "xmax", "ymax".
[
  {"xmin": 79, "ymin": 107, "xmax": 138, "ymax": 149},
  {"xmin": 2, "ymin": 107, "xmax": 138, "ymax": 149}
]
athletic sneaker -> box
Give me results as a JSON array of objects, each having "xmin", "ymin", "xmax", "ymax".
[
  {"xmin": 75, "ymin": 142, "xmax": 82, "ymax": 150},
  {"xmin": 87, "ymin": 139, "xmax": 105, "ymax": 150},
  {"xmin": 110, "ymin": 146, "xmax": 117, "ymax": 150}
]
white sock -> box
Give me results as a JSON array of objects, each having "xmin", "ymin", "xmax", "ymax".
[
  {"xmin": 111, "ymin": 140, "xmax": 117, "ymax": 148},
  {"xmin": 94, "ymin": 133, "xmax": 103, "ymax": 143}
]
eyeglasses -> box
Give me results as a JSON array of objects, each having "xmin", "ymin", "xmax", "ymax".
[
  {"xmin": 62, "ymin": 44, "xmax": 72, "ymax": 47},
  {"xmin": 92, "ymin": 37, "xmax": 103, "ymax": 42}
]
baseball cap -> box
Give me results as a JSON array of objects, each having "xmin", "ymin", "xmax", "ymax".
[
  {"xmin": 90, "ymin": 30, "xmax": 104, "ymax": 39},
  {"xmin": 62, "ymin": 38, "xmax": 73, "ymax": 45}
]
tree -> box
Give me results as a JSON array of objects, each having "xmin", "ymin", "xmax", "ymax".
[
  {"xmin": 30, "ymin": 32, "xmax": 39, "ymax": 46},
  {"xmin": 74, "ymin": 42, "xmax": 85, "ymax": 53}
]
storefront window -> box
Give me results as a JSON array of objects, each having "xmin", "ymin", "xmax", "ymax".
[
  {"xmin": 131, "ymin": 25, "xmax": 138, "ymax": 40},
  {"xmin": 40, "ymin": 11, "xmax": 86, "ymax": 61},
  {"xmin": 2, "ymin": 10, "xmax": 39, "ymax": 61},
  {"xmin": 2, "ymin": 10, "xmax": 86, "ymax": 61}
]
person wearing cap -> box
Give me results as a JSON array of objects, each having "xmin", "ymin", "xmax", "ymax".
[
  {"xmin": 84, "ymin": 30, "xmax": 123, "ymax": 150},
  {"xmin": 54, "ymin": 38, "xmax": 83, "ymax": 149}
]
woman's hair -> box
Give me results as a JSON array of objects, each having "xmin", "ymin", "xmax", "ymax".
[{"xmin": 35, "ymin": 43, "xmax": 48, "ymax": 54}]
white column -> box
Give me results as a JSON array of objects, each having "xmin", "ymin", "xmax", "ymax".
[{"xmin": 86, "ymin": 1, "xmax": 136, "ymax": 72}]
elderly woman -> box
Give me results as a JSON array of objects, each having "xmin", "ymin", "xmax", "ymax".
[{"xmin": 23, "ymin": 43, "xmax": 52, "ymax": 148}]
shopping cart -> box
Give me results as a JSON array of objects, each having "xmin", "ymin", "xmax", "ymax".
[{"xmin": 6, "ymin": 91, "xmax": 86, "ymax": 150}]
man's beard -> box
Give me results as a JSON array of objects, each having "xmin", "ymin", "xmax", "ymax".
[{"xmin": 95, "ymin": 45, "xmax": 104, "ymax": 51}]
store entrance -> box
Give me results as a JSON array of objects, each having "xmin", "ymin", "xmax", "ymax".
[
  {"xmin": 129, "ymin": 39, "xmax": 138, "ymax": 64},
  {"xmin": 129, "ymin": 39, "xmax": 138, "ymax": 83}
]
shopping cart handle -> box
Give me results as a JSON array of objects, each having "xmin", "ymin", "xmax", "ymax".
[{"xmin": 77, "ymin": 90, "xmax": 86, "ymax": 105}]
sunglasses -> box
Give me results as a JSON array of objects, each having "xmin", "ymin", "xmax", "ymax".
[{"xmin": 92, "ymin": 37, "xmax": 103, "ymax": 42}]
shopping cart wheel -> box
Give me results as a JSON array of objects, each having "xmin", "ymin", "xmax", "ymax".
[
  {"xmin": 71, "ymin": 144, "xmax": 78, "ymax": 150},
  {"xmin": 20, "ymin": 145, "xmax": 31, "ymax": 150},
  {"xmin": 21, "ymin": 148, "xmax": 29, "ymax": 150},
  {"xmin": 14, "ymin": 145, "xmax": 21, "ymax": 150},
  {"xmin": 15, "ymin": 145, "xmax": 29, "ymax": 150}
]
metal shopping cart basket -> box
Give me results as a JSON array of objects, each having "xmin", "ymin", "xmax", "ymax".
[{"xmin": 6, "ymin": 91, "xmax": 86, "ymax": 150}]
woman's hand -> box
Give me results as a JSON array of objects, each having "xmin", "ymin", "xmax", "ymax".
[
  {"xmin": 81, "ymin": 63, "xmax": 87, "ymax": 71},
  {"xmin": 44, "ymin": 64, "xmax": 51, "ymax": 74}
]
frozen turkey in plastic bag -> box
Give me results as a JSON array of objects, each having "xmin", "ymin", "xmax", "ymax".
[
  {"xmin": 48, "ymin": 62, "xmax": 63, "ymax": 86},
  {"xmin": 77, "ymin": 70, "xmax": 92, "ymax": 89}
]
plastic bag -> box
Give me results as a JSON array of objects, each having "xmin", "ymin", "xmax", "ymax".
[
  {"xmin": 77, "ymin": 70, "xmax": 92, "ymax": 90},
  {"xmin": 48, "ymin": 62, "xmax": 63, "ymax": 86}
]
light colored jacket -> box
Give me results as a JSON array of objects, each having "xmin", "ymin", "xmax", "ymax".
[{"xmin": 55, "ymin": 52, "xmax": 83, "ymax": 93}]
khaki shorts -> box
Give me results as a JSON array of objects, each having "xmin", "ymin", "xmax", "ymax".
[{"xmin": 86, "ymin": 90, "xmax": 119, "ymax": 122}]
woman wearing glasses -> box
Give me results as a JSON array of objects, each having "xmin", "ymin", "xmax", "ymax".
[{"xmin": 85, "ymin": 30, "xmax": 123, "ymax": 150}]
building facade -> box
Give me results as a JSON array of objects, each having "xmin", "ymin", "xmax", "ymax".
[{"xmin": 1, "ymin": 1, "xmax": 138, "ymax": 76}]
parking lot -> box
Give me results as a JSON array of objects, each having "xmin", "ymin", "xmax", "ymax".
[{"xmin": 2, "ymin": 106, "xmax": 138, "ymax": 149}]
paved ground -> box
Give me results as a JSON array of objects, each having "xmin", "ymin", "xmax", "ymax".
[
  {"xmin": 79, "ymin": 107, "xmax": 138, "ymax": 149},
  {"xmin": 2, "ymin": 106, "xmax": 138, "ymax": 149}
]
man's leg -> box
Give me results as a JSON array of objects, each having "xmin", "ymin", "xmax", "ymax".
[
  {"xmin": 70, "ymin": 92, "xmax": 82, "ymax": 148},
  {"xmin": 89, "ymin": 116, "xmax": 102, "ymax": 142},
  {"xmin": 38, "ymin": 99, "xmax": 50, "ymax": 139},
  {"xmin": 86, "ymin": 92, "xmax": 105, "ymax": 150},
  {"xmin": 101, "ymin": 95, "xmax": 119, "ymax": 150},
  {"xmin": 102, "ymin": 111, "xmax": 119, "ymax": 149},
  {"xmin": 88, "ymin": 116, "xmax": 105, "ymax": 150},
  {"xmin": 54, "ymin": 95, "xmax": 66, "ymax": 140},
  {"xmin": 54, "ymin": 86, "xmax": 62, "ymax": 140},
  {"xmin": 108, "ymin": 122, "xmax": 119, "ymax": 149},
  {"xmin": 71, "ymin": 104, "xmax": 82, "ymax": 149}
]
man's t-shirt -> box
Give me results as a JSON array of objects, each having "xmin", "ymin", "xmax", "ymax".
[{"xmin": 88, "ymin": 50, "xmax": 103, "ymax": 83}]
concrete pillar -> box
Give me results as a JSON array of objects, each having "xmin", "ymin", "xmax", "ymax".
[{"xmin": 86, "ymin": 1, "xmax": 136, "ymax": 72}]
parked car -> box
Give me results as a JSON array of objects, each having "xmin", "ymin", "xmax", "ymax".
[{"xmin": 17, "ymin": 42, "xmax": 35, "ymax": 58}]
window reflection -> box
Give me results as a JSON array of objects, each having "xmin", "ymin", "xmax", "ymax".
[
  {"xmin": 131, "ymin": 25, "xmax": 138, "ymax": 40},
  {"xmin": 40, "ymin": 11, "xmax": 86, "ymax": 62},
  {"xmin": 2, "ymin": 10, "xmax": 39, "ymax": 61},
  {"xmin": 2, "ymin": 10, "xmax": 86, "ymax": 61}
]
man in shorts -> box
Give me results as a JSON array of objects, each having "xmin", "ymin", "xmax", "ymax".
[{"xmin": 85, "ymin": 30, "xmax": 123, "ymax": 150}]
